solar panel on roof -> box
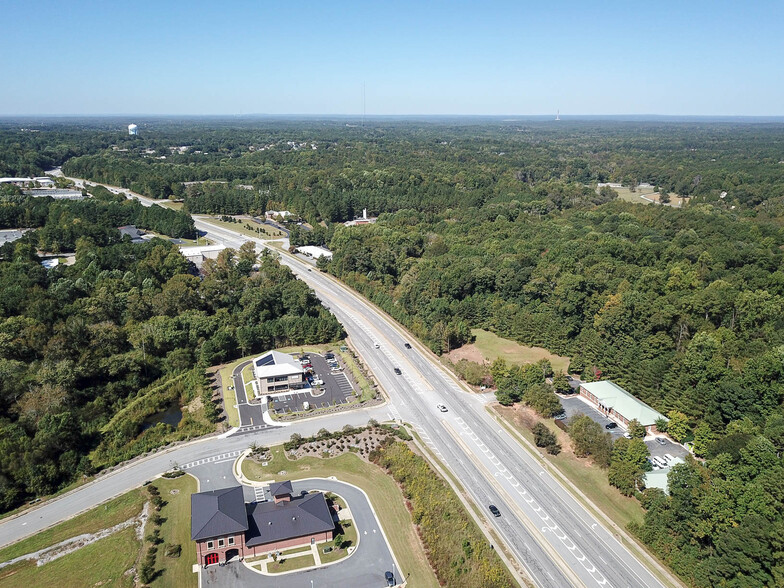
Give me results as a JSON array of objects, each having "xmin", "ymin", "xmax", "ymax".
[{"xmin": 256, "ymin": 354, "xmax": 275, "ymax": 367}]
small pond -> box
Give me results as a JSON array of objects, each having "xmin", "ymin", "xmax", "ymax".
[{"xmin": 141, "ymin": 405, "xmax": 183, "ymax": 431}]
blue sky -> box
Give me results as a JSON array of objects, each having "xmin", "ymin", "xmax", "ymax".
[{"xmin": 2, "ymin": 0, "xmax": 782, "ymax": 115}]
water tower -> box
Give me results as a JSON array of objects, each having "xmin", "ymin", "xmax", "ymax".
[{"xmin": 128, "ymin": 124, "xmax": 138, "ymax": 136}]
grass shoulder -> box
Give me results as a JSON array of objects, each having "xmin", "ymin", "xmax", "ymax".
[
  {"xmin": 493, "ymin": 404, "xmax": 644, "ymax": 528},
  {"xmin": 0, "ymin": 489, "xmax": 145, "ymax": 563}
]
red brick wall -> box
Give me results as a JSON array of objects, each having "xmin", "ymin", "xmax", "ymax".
[
  {"xmin": 246, "ymin": 530, "xmax": 333, "ymax": 557},
  {"xmin": 196, "ymin": 530, "xmax": 334, "ymax": 564},
  {"xmin": 196, "ymin": 532, "xmax": 246, "ymax": 565}
]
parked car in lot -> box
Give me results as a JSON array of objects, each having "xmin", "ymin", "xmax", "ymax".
[
  {"xmin": 393, "ymin": 367, "xmax": 402, "ymax": 375},
  {"xmin": 488, "ymin": 504, "xmax": 501, "ymax": 517},
  {"xmin": 655, "ymin": 437, "xmax": 667, "ymax": 445},
  {"xmin": 437, "ymin": 404, "xmax": 448, "ymax": 412},
  {"xmin": 605, "ymin": 422, "xmax": 618, "ymax": 430}
]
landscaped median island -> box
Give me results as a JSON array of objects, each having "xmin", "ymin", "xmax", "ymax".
[
  {"xmin": 0, "ymin": 473, "xmax": 197, "ymax": 588},
  {"xmin": 241, "ymin": 423, "xmax": 518, "ymax": 588}
]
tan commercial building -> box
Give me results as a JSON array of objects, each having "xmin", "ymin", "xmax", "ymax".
[
  {"xmin": 579, "ymin": 380, "xmax": 667, "ymax": 434},
  {"xmin": 252, "ymin": 350, "xmax": 307, "ymax": 397}
]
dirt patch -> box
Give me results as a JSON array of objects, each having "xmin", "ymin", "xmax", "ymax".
[
  {"xmin": 184, "ymin": 395, "xmax": 204, "ymax": 413},
  {"xmin": 445, "ymin": 344, "xmax": 486, "ymax": 365},
  {"xmin": 494, "ymin": 403, "xmax": 576, "ymax": 459}
]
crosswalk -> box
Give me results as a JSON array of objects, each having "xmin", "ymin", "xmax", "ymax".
[
  {"xmin": 387, "ymin": 404, "xmax": 403, "ymax": 422},
  {"xmin": 179, "ymin": 450, "xmax": 244, "ymax": 470},
  {"xmin": 253, "ymin": 486, "xmax": 267, "ymax": 502},
  {"xmin": 235, "ymin": 423, "xmax": 270, "ymax": 435}
]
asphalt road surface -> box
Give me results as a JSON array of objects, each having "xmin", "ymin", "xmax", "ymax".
[{"xmin": 12, "ymin": 175, "xmax": 673, "ymax": 588}]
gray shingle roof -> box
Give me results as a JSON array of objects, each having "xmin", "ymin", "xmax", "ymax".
[
  {"xmin": 268, "ymin": 480, "xmax": 293, "ymax": 497},
  {"xmin": 191, "ymin": 486, "xmax": 249, "ymax": 541},
  {"xmin": 245, "ymin": 492, "xmax": 334, "ymax": 547}
]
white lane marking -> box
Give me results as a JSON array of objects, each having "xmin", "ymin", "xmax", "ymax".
[{"xmin": 458, "ymin": 419, "xmax": 611, "ymax": 587}]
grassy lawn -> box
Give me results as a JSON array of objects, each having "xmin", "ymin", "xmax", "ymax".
[
  {"xmin": 241, "ymin": 362, "xmax": 254, "ymax": 386},
  {"xmin": 143, "ymin": 229, "xmax": 205, "ymax": 245},
  {"xmin": 606, "ymin": 186, "xmax": 686, "ymax": 207},
  {"xmin": 0, "ymin": 527, "xmax": 139, "ymax": 588},
  {"xmin": 467, "ymin": 328, "xmax": 570, "ymax": 373},
  {"xmin": 149, "ymin": 475, "xmax": 198, "ymax": 588},
  {"xmin": 269, "ymin": 553, "xmax": 315, "ymax": 573},
  {"xmin": 197, "ymin": 216, "xmax": 284, "ymax": 239},
  {"xmin": 0, "ymin": 489, "xmax": 145, "ymax": 563},
  {"xmin": 279, "ymin": 545, "xmax": 312, "ymax": 557},
  {"xmin": 242, "ymin": 448, "xmax": 438, "ymax": 587},
  {"xmin": 0, "ymin": 474, "xmax": 197, "ymax": 588},
  {"xmin": 321, "ymin": 516, "xmax": 358, "ymax": 564},
  {"xmin": 158, "ymin": 200, "xmax": 184, "ymax": 211},
  {"xmin": 216, "ymin": 359, "xmax": 246, "ymax": 428}
]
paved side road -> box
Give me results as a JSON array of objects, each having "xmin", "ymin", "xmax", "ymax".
[
  {"xmin": 0, "ymin": 405, "xmax": 389, "ymax": 549},
  {"xmin": 200, "ymin": 479, "xmax": 399, "ymax": 588}
]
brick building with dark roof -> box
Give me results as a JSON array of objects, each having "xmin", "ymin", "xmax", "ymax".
[{"xmin": 191, "ymin": 481, "xmax": 335, "ymax": 566}]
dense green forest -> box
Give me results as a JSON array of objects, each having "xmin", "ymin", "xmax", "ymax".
[
  {"xmin": 2, "ymin": 117, "xmax": 783, "ymax": 221},
  {"xmin": 2, "ymin": 117, "xmax": 784, "ymax": 585},
  {"xmin": 0, "ymin": 193, "xmax": 342, "ymax": 510},
  {"xmin": 0, "ymin": 185, "xmax": 197, "ymax": 248},
  {"xmin": 324, "ymin": 202, "xmax": 784, "ymax": 586}
]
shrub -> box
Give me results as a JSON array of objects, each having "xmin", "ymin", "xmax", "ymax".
[
  {"xmin": 372, "ymin": 441, "xmax": 516, "ymax": 587},
  {"xmin": 532, "ymin": 423, "xmax": 557, "ymax": 448},
  {"xmin": 139, "ymin": 562, "xmax": 155, "ymax": 584},
  {"xmin": 161, "ymin": 469, "xmax": 185, "ymax": 478}
]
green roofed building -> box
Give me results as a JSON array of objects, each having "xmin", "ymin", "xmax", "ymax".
[{"xmin": 579, "ymin": 380, "xmax": 667, "ymax": 433}]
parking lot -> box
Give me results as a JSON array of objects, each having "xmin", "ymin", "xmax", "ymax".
[
  {"xmin": 646, "ymin": 436, "xmax": 688, "ymax": 462},
  {"xmin": 559, "ymin": 394, "xmax": 625, "ymax": 440},
  {"xmin": 270, "ymin": 352, "xmax": 357, "ymax": 415}
]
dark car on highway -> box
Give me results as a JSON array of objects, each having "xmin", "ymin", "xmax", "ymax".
[
  {"xmin": 489, "ymin": 504, "xmax": 501, "ymax": 517},
  {"xmin": 394, "ymin": 367, "xmax": 402, "ymax": 375},
  {"xmin": 404, "ymin": 342, "xmax": 412, "ymax": 349}
]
